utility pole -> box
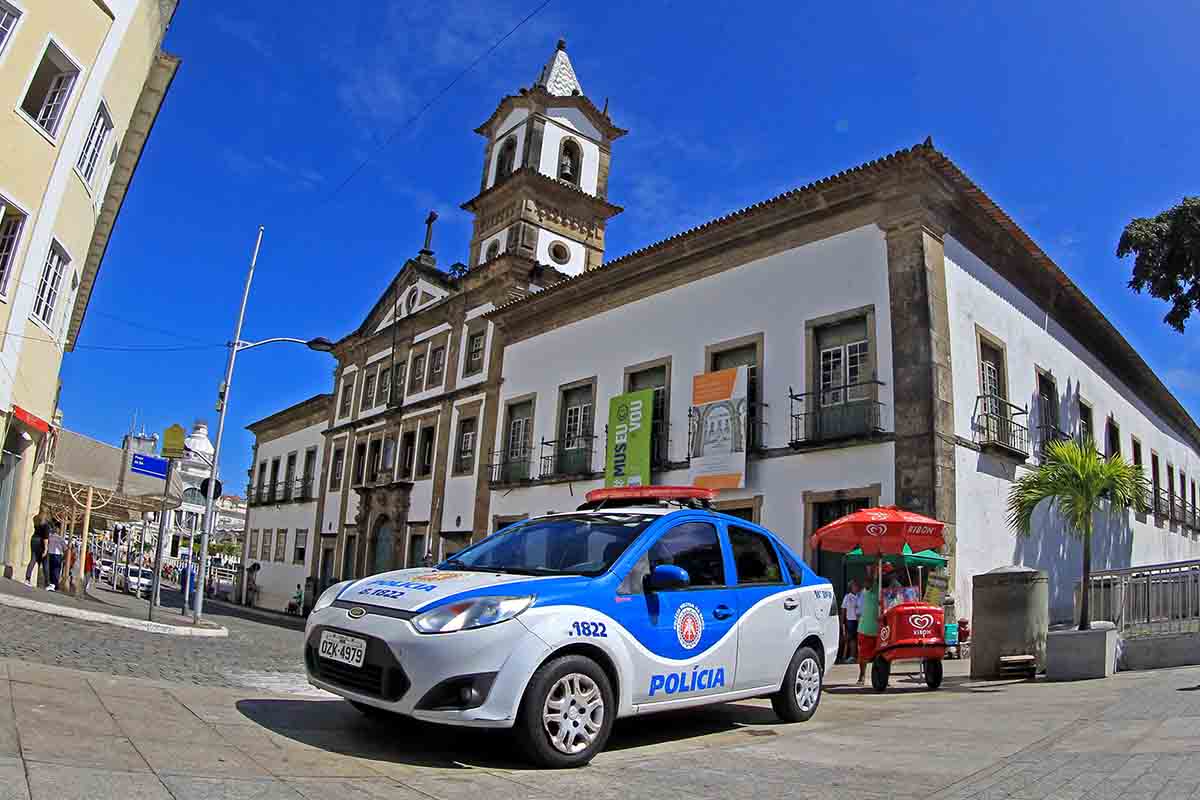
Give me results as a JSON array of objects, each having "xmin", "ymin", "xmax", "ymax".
[{"xmin": 195, "ymin": 226, "xmax": 264, "ymax": 622}]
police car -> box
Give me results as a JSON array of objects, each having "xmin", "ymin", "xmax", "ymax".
[{"xmin": 305, "ymin": 486, "xmax": 838, "ymax": 768}]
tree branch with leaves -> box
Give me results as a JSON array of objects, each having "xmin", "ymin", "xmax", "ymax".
[{"xmin": 1117, "ymin": 196, "xmax": 1200, "ymax": 332}]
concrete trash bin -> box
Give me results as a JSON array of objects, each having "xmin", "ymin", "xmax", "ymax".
[{"xmin": 971, "ymin": 565, "xmax": 1049, "ymax": 678}]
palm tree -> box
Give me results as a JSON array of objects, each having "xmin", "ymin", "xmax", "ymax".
[{"xmin": 1006, "ymin": 438, "xmax": 1149, "ymax": 630}]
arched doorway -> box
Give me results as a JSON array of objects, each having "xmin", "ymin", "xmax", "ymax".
[{"xmin": 371, "ymin": 515, "xmax": 396, "ymax": 575}]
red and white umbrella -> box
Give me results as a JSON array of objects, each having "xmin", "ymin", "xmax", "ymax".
[{"xmin": 810, "ymin": 506, "xmax": 945, "ymax": 557}]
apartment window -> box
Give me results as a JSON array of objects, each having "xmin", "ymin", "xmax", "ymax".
[
  {"xmin": 338, "ymin": 377, "xmax": 354, "ymax": 417},
  {"xmin": 0, "ymin": 199, "xmax": 26, "ymax": 296},
  {"xmin": 283, "ymin": 453, "xmax": 297, "ymax": 499},
  {"xmin": 32, "ymin": 242, "xmax": 67, "ymax": 326},
  {"xmin": 269, "ymin": 458, "xmax": 281, "ymax": 500},
  {"xmin": 378, "ymin": 367, "xmax": 391, "ymax": 405},
  {"xmin": 394, "ymin": 364, "xmax": 406, "ymax": 404},
  {"xmin": 21, "ymin": 43, "xmax": 80, "ymax": 138},
  {"xmin": 1105, "ymin": 419, "xmax": 1121, "ymax": 460},
  {"xmin": 1078, "ymin": 401, "xmax": 1094, "ymax": 445},
  {"xmin": 400, "ymin": 430, "xmax": 417, "ymax": 478},
  {"xmin": 711, "ymin": 340, "xmax": 761, "ymax": 449},
  {"xmin": 1152, "ymin": 453, "xmax": 1162, "ymax": 513},
  {"xmin": 1037, "ymin": 371, "xmax": 1059, "ymax": 439},
  {"xmin": 360, "ymin": 371, "xmax": 376, "ymax": 411},
  {"xmin": 555, "ymin": 384, "xmax": 595, "ymax": 475},
  {"xmin": 466, "ymin": 332, "xmax": 486, "ymax": 375},
  {"xmin": 430, "ymin": 347, "xmax": 445, "ymax": 383},
  {"xmin": 416, "ymin": 426, "xmax": 435, "ymax": 478},
  {"xmin": 247, "ymin": 530, "xmax": 259, "ymax": 561},
  {"xmin": 256, "ymin": 462, "xmax": 268, "ymax": 500},
  {"xmin": 76, "ymin": 104, "xmax": 113, "ymax": 184},
  {"xmin": 274, "ymin": 529, "xmax": 287, "ymax": 562},
  {"xmin": 818, "ymin": 319, "xmax": 870, "ymax": 405},
  {"xmin": 503, "ymin": 401, "xmax": 534, "ymax": 481},
  {"xmin": 381, "ymin": 435, "xmax": 397, "ymax": 475},
  {"xmin": 329, "ymin": 446, "xmax": 345, "ymax": 490},
  {"xmin": 410, "ymin": 353, "xmax": 426, "ymax": 393},
  {"xmin": 352, "ymin": 441, "xmax": 367, "ymax": 485},
  {"xmin": 456, "ymin": 417, "xmax": 477, "ymax": 473},
  {"xmin": 293, "ymin": 529, "xmax": 307, "ymax": 566},
  {"xmin": 1131, "ymin": 438, "xmax": 1143, "ymax": 471},
  {"xmin": 1168, "ymin": 464, "xmax": 1177, "ymax": 515},
  {"xmin": 367, "ymin": 438, "xmax": 382, "ymax": 482},
  {"xmin": 0, "ymin": 3, "xmax": 19, "ymax": 58},
  {"xmin": 301, "ymin": 447, "xmax": 317, "ymax": 498},
  {"xmin": 628, "ymin": 364, "xmax": 668, "ymax": 467},
  {"xmin": 260, "ymin": 530, "xmax": 273, "ymax": 561}
]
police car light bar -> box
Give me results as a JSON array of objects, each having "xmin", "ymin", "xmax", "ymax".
[{"xmin": 584, "ymin": 486, "xmax": 717, "ymax": 504}]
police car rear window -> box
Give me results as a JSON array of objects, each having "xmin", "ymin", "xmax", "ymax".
[{"xmin": 448, "ymin": 513, "xmax": 655, "ymax": 577}]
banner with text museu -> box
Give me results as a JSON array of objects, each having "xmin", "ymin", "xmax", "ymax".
[{"xmin": 605, "ymin": 389, "xmax": 655, "ymax": 488}]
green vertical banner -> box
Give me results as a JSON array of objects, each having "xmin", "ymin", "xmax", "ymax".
[{"xmin": 606, "ymin": 389, "xmax": 655, "ymax": 488}]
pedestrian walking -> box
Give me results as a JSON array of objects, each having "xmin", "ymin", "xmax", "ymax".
[
  {"xmin": 45, "ymin": 526, "xmax": 66, "ymax": 592},
  {"xmin": 840, "ymin": 580, "xmax": 861, "ymax": 664},
  {"xmin": 84, "ymin": 548, "xmax": 95, "ymax": 593},
  {"xmin": 24, "ymin": 516, "xmax": 48, "ymax": 587}
]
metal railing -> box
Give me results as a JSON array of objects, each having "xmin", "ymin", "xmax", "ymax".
[
  {"xmin": 489, "ymin": 451, "xmax": 533, "ymax": 486},
  {"xmin": 1037, "ymin": 423, "xmax": 1069, "ymax": 457},
  {"xmin": 1083, "ymin": 559, "xmax": 1200, "ymax": 636},
  {"xmin": 974, "ymin": 395, "xmax": 1030, "ymax": 458},
  {"xmin": 788, "ymin": 381, "xmax": 885, "ymax": 446},
  {"xmin": 248, "ymin": 478, "xmax": 315, "ymax": 505},
  {"xmin": 540, "ymin": 436, "xmax": 597, "ymax": 478}
]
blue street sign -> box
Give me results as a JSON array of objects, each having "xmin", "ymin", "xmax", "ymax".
[{"xmin": 131, "ymin": 453, "xmax": 169, "ymax": 480}]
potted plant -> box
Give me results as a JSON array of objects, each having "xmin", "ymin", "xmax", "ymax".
[{"xmin": 1006, "ymin": 438, "xmax": 1148, "ymax": 679}]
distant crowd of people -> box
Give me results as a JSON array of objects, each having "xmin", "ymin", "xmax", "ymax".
[{"xmin": 24, "ymin": 513, "xmax": 95, "ymax": 593}]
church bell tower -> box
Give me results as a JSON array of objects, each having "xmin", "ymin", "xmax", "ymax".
[{"xmin": 462, "ymin": 40, "xmax": 625, "ymax": 276}]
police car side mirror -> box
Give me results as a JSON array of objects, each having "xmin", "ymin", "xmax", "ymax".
[{"xmin": 647, "ymin": 564, "xmax": 690, "ymax": 591}]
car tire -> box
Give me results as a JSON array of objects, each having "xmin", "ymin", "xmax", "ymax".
[
  {"xmin": 871, "ymin": 657, "xmax": 890, "ymax": 692},
  {"xmin": 924, "ymin": 658, "xmax": 943, "ymax": 690},
  {"xmin": 771, "ymin": 645, "xmax": 823, "ymax": 722},
  {"xmin": 516, "ymin": 654, "xmax": 614, "ymax": 768}
]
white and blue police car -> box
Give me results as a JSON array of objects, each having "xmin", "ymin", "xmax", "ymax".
[{"xmin": 305, "ymin": 486, "xmax": 838, "ymax": 767}]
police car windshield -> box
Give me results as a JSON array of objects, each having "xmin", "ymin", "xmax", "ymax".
[{"xmin": 445, "ymin": 513, "xmax": 656, "ymax": 577}]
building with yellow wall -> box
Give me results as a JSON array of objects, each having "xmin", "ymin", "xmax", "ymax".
[{"xmin": 0, "ymin": 0, "xmax": 180, "ymax": 575}]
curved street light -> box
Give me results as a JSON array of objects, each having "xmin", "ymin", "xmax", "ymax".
[{"xmin": 192, "ymin": 228, "xmax": 334, "ymax": 623}]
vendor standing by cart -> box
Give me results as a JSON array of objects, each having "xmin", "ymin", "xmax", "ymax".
[{"xmin": 857, "ymin": 566, "xmax": 880, "ymax": 685}]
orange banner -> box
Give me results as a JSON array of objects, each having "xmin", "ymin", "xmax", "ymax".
[{"xmin": 692, "ymin": 369, "xmax": 737, "ymax": 405}]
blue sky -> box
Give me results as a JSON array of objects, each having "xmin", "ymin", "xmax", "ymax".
[{"xmin": 60, "ymin": 1, "xmax": 1200, "ymax": 488}]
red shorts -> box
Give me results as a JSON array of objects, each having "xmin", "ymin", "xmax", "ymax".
[{"xmin": 857, "ymin": 633, "xmax": 878, "ymax": 663}]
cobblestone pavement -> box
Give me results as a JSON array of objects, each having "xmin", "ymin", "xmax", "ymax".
[{"xmin": 0, "ymin": 584, "xmax": 307, "ymax": 691}]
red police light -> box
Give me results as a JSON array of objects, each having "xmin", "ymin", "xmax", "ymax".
[{"xmin": 584, "ymin": 486, "xmax": 717, "ymax": 504}]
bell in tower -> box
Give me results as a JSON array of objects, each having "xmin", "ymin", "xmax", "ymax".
[{"xmin": 461, "ymin": 40, "xmax": 626, "ymax": 276}]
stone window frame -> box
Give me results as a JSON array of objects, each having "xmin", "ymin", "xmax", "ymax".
[
  {"xmin": 301, "ymin": 446, "xmax": 318, "ymax": 496},
  {"xmin": 293, "ymin": 529, "xmax": 308, "ymax": 566},
  {"xmin": 463, "ymin": 322, "xmax": 488, "ymax": 378},
  {"xmin": 1077, "ymin": 398, "xmax": 1095, "ymax": 446},
  {"xmin": 415, "ymin": 418, "xmax": 439, "ymax": 480},
  {"xmin": 338, "ymin": 375, "xmax": 355, "ymax": 418},
  {"xmin": 713, "ymin": 495, "xmax": 764, "ymax": 524},
  {"xmin": 553, "ymin": 376, "xmax": 598, "ymax": 475},
  {"xmin": 428, "ymin": 340, "xmax": 448, "ymax": 389},
  {"xmin": 624, "ymin": 355, "xmax": 673, "ymax": 467},
  {"xmin": 494, "ymin": 136, "xmax": 518, "ymax": 183},
  {"xmin": 328, "ymin": 438, "xmax": 347, "ymax": 491},
  {"xmin": 801, "ymin": 483, "xmax": 882, "ymax": 562},
  {"xmin": 1104, "ymin": 416, "xmax": 1121, "ymax": 460},
  {"xmin": 380, "ymin": 430, "xmax": 398, "ymax": 481},
  {"xmin": 974, "ymin": 323, "xmax": 1010, "ymax": 404},
  {"xmin": 705, "ymin": 332, "xmax": 766, "ymax": 450},
  {"xmin": 502, "ymin": 393, "xmax": 538, "ymax": 469},
  {"xmin": 409, "ymin": 344, "xmax": 430, "ymax": 394},
  {"xmin": 359, "ymin": 367, "xmax": 377, "ymax": 412},
  {"xmin": 805, "ymin": 305, "xmax": 879, "ymax": 407},
  {"xmin": 398, "ymin": 424, "xmax": 418, "ymax": 480},
  {"xmin": 365, "ymin": 431, "xmax": 384, "ymax": 484},
  {"xmin": 453, "ymin": 414, "xmax": 479, "ymax": 476},
  {"xmin": 351, "ymin": 439, "xmax": 367, "ymax": 486},
  {"xmin": 247, "ymin": 529, "xmax": 259, "ymax": 562}
]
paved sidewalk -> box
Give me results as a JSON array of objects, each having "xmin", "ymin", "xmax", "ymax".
[
  {"xmin": 1, "ymin": 655, "xmax": 1199, "ymax": 799},
  {"xmin": 0, "ymin": 578, "xmax": 227, "ymax": 637}
]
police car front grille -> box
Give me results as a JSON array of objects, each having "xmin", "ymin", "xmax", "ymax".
[
  {"xmin": 313, "ymin": 657, "xmax": 385, "ymax": 697},
  {"xmin": 305, "ymin": 628, "xmax": 410, "ymax": 702}
]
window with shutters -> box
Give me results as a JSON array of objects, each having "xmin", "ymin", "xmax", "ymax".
[
  {"xmin": 274, "ymin": 529, "xmax": 287, "ymax": 562},
  {"xmin": 455, "ymin": 417, "xmax": 477, "ymax": 474},
  {"xmin": 21, "ymin": 42, "xmax": 80, "ymax": 139},
  {"xmin": 338, "ymin": 377, "xmax": 354, "ymax": 417},
  {"xmin": 416, "ymin": 426, "xmax": 435, "ymax": 478},
  {"xmin": 554, "ymin": 383, "xmax": 595, "ymax": 476},
  {"xmin": 32, "ymin": 242, "xmax": 67, "ymax": 327},
  {"xmin": 709, "ymin": 339, "xmax": 762, "ymax": 449},
  {"xmin": 76, "ymin": 103, "xmax": 113, "ymax": 185},
  {"xmin": 410, "ymin": 353, "xmax": 426, "ymax": 393},
  {"xmin": 465, "ymin": 332, "xmax": 486, "ymax": 376},
  {"xmin": 360, "ymin": 370, "xmax": 376, "ymax": 411},
  {"xmin": 399, "ymin": 430, "xmax": 417, "ymax": 479},
  {"xmin": 329, "ymin": 446, "xmax": 345, "ymax": 490}
]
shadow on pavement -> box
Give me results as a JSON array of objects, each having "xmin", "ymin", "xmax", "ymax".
[
  {"xmin": 826, "ymin": 674, "xmax": 1015, "ymax": 696},
  {"xmin": 235, "ymin": 695, "xmax": 781, "ymax": 767}
]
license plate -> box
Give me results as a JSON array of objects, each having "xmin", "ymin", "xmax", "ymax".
[{"xmin": 318, "ymin": 631, "xmax": 366, "ymax": 668}]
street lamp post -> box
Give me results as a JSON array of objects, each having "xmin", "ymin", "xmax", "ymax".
[{"xmin": 193, "ymin": 226, "xmax": 334, "ymax": 623}]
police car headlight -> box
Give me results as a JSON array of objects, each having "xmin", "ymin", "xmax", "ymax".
[
  {"xmin": 412, "ymin": 595, "xmax": 534, "ymax": 634},
  {"xmin": 313, "ymin": 581, "xmax": 351, "ymax": 612}
]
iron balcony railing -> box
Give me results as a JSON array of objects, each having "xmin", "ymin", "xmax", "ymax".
[
  {"xmin": 1082, "ymin": 559, "xmax": 1200, "ymax": 636},
  {"xmin": 1037, "ymin": 423, "xmax": 1070, "ymax": 457},
  {"xmin": 489, "ymin": 450, "xmax": 533, "ymax": 486},
  {"xmin": 974, "ymin": 395, "xmax": 1030, "ymax": 458},
  {"xmin": 601, "ymin": 421, "xmax": 672, "ymax": 472},
  {"xmin": 788, "ymin": 381, "xmax": 885, "ymax": 446},
  {"xmin": 540, "ymin": 436, "xmax": 598, "ymax": 479},
  {"xmin": 454, "ymin": 451, "xmax": 475, "ymax": 475},
  {"xmin": 248, "ymin": 478, "xmax": 315, "ymax": 505}
]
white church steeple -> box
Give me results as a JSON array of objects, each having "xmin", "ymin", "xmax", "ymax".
[{"xmin": 462, "ymin": 40, "xmax": 626, "ymax": 275}]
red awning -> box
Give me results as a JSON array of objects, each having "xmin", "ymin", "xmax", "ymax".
[{"xmin": 12, "ymin": 405, "xmax": 49, "ymax": 434}]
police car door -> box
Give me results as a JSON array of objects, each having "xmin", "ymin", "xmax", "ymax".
[
  {"xmin": 611, "ymin": 519, "xmax": 740, "ymax": 705},
  {"xmin": 725, "ymin": 524, "xmax": 798, "ymax": 692}
]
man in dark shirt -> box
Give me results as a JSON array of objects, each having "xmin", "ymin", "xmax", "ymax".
[{"xmin": 24, "ymin": 516, "xmax": 48, "ymax": 587}]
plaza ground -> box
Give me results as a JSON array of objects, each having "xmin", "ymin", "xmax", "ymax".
[{"xmin": 0, "ymin": 598, "xmax": 1197, "ymax": 799}]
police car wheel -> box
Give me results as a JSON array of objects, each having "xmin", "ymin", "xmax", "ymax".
[
  {"xmin": 517, "ymin": 654, "xmax": 614, "ymax": 768},
  {"xmin": 771, "ymin": 645, "xmax": 822, "ymax": 723}
]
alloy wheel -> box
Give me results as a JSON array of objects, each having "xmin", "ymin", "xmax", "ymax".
[
  {"xmin": 542, "ymin": 672, "xmax": 605, "ymax": 754},
  {"xmin": 794, "ymin": 656, "xmax": 821, "ymax": 712}
]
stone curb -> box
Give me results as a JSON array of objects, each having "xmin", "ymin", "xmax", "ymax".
[{"xmin": 0, "ymin": 592, "xmax": 229, "ymax": 637}]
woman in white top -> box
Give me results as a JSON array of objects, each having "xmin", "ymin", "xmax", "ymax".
[{"xmin": 840, "ymin": 580, "xmax": 861, "ymax": 663}]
